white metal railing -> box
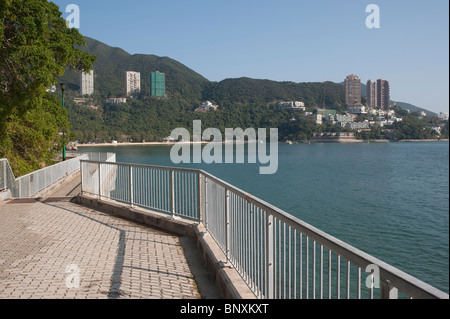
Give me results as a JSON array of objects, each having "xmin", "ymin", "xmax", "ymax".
[
  {"xmin": 1, "ymin": 152, "xmax": 115, "ymax": 198},
  {"xmin": 80, "ymin": 160, "xmax": 449, "ymax": 300},
  {"xmin": 81, "ymin": 160, "xmax": 198, "ymax": 220},
  {"xmin": 0, "ymin": 159, "xmax": 7, "ymax": 191}
]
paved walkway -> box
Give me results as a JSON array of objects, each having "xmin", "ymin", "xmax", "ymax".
[
  {"xmin": 0, "ymin": 176, "xmax": 221, "ymax": 299},
  {"xmin": 46, "ymin": 173, "xmax": 82, "ymax": 197}
]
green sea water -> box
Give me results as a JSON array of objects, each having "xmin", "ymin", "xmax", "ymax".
[{"xmin": 79, "ymin": 141, "xmax": 449, "ymax": 294}]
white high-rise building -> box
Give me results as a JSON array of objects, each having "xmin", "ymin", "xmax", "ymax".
[
  {"xmin": 80, "ymin": 70, "xmax": 94, "ymax": 96},
  {"xmin": 366, "ymin": 80, "xmax": 377, "ymax": 108},
  {"xmin": 126, "ymin": 71, "xmax": 141, "ymax": 96}
]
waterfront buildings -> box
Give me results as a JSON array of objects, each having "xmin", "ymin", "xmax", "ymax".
[
  {"xmin": 315, "ymin": 114, "xmax": 324, "ymax": 125},
  {"xmin": 376, "ymin": 79, "xmax": 390, "ymax": 110},
  {"xmin": 325, "ymin": 114, "xmax": 356, "ymax": 125},
  {"xmin": 80, "ymin": 70, "xmax": 94, "ymax": 96},
  {"xmin": 344, "ymin": 75, "xmax": 362, "ymax": 107},
  {"xmin": 370, "ymin": 116, "xmax": 402, "ymax": 127},
  {"xmin": 439, "ymin": 112, "xmax": 449, "ymax": 120},
  {"xmin": 195, "ymin": 101, "xmax": 219, "ymax": 113},
  {"xmin": 107, "ymin": 97, "xmax": 127, "ymax": 104},
  {"xmin": 316, "ymin": 109, "xmax": 337, "ymax": 116},
  {"xmin": 347, "ymin": 106, "xmax": 367, "ymax": 114},
  {"xmin": 126, "ymin": 71, "xmax": 141, "ymax": 96},
  {"xmin": 278, "ymin": 101, "xmax": 306, "ymax": 110},
  {"xmin": 366, "ymin": 80, "xmax": 377, "ymax": 108},
  {"xmin": 363, "ymin": 77, "xmax": 391, "ymax": 110},
  {"xmin": 432, "ymin": 127, "xmax": 442, "ymax": 135},
  {"xmin": 73, "ymin": 98, "xmax": 87, "ymax": 104},
  {"xmin": 315, "ymin": 109, "xmax": 338, "ymax": 124},
  {"xmin": 345, "ymin": 122, "xmax": 370, "ymax": 130},
  {"xmin": 151, "ymin": 72, "xmax": 166, "ymax": 97},
  {"xmin": 310, "ymin": 132, "xmax": 359, "ymax": 142}
]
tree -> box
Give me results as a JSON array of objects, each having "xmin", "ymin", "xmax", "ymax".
[
  {"xmin": 0, "ymin": 0, "xmax": 96, "ymax": 176},
  {"xmin": 441, "ymin": 121, "xmax": 449, "ymax": 139},
  {"xmin": 394, "ymin": 117, "xmax": 425, "ymax": 140}
]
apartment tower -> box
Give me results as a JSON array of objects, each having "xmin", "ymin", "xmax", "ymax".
[
  {"xmin": 366, "ymin": 80, "xmax": 377, "ymax": 108},
  {"xmin": 344, "ymin": 75, "xmax": 362, "ymax": 107},
  {"xmin": 126, "ymin": 71, "xmax": 141, "ymax": 96},
  {"xmin": 376, "ymin": 79, "xmax": 390, "ymax": 110},
  {"xmin": 80, "ymin": 70, "xmax": 94, "ymax": 96},
  {"xmin": 150, "ymin": 71, "xmax": 165, "ymax": 97}
]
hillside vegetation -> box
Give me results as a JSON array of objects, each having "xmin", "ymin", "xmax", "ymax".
[
  {"xmin": 55, "ymin": 37, "xmax": 447, "ymax": 144},
  {"xmin": 0, "ymin": 1, "xmax": 95, "ymax": 176},
  {"xmin": 57, "ymin": 38, "xmax": 349, "ymax": 142}
]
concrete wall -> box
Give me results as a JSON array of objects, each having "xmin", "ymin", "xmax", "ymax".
[{"xmin": 0, "ymin": 190, "xmax": 11, "ymax": 201}]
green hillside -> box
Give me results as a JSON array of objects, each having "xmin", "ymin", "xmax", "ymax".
[
  {"xmin": 60, "ymin": 37, "xmax": 346, "ymax": 108},
  {"xmin": 54, "ymin": 37, "xmax": 445, "ymax": 143},
  {"xmin": 59, "ymin": 37, "xmax": 209, "ymax": 102},
  {"xmin": 203, "ymin": 78, "xmax": 345, "ymax": 110},
  {"xmin": 55, "ymin": 37, "xmax": 348, "ymax": 142},
  {"xmin": 391, "ymin": 101, "xmax": 437, "ymax": 116}
]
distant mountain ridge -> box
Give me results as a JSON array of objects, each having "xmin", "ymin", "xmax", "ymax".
[
  {"xmin": 61, "ymin": 37, "xmax": 436, "ymax": 116},
  {"xmin": 60, "ymin": 37, "xmax": 209, "ymax": 102}
]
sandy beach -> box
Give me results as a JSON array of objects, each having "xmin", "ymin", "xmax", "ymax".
[{"xmin": 77, "ymin": 141, "xmax": 208, "ymax": 147}]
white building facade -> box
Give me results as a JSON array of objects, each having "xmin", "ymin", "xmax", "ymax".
[
  {"xmin": 107, "ymin": 97, "xmax": 127, "ymax": 104},
  {"xmin": 126, "ymin": 71, "xmax": 141, "ymax": 96},
  {"xmin": 439, "ymin": 112, "xmax": 449, "ymax": 120},
  {"xmin": 278, "ymin": 101, "xmax": 306, "ymax": 110},
  {"xmin": 80, "ymin": 70, "xmax": 94, "ymax": 96}
]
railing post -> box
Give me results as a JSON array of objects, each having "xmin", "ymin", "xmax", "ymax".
[
  {"xmin": 80, "ymin": 161, "xmax": 84, "ymax": 195},
  {"xmin": 129, "ymin": 166, "xmax": 133, "ymax": 207},
  {"xmin": 205, "ymin": 178, "xmax": 208, "ymax": 228},
  {"xmin": 225, "ymin": 189, "xmax": 231, "ymax": 263},
  {"xmin": 38, "ymin": 172, "xmax": 41, "ymax": 195},
  {"xmin": 171, "ymin": 170, "xmax": 175, "ymax": 218},
  {"xmin": 198, "ymin": 172, "xmax": 202, "ymax": 223},
  {"xmin": 381, "ymin": 280, "xmax": 398, "ymax": 299},
  {"xmin": 3, "ymin": 160, "xmax": 7, "ymax": 190},
  {"xmin": 98, "ymin": 163, "xmax": 101, "ymax": 200},
  {"xmin": 44, "ymin": 164, "xmax": 47, "ymax": 192},
  {"xmin": 265, "ymin": 213, "xmax": 274, "ymax": 299}
]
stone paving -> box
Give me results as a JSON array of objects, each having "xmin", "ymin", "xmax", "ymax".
[
  {"xmin": 0, "ymin": 197, "xmax": 202, "ymax": 299},
  {"xmin": 48, "ymin": 173, "xmax": 82, "ymax": 197}
]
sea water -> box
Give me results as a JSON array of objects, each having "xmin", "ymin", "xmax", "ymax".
[{"xmin": 79, "ymin": 142, "xmax": 449, "ymax": 293}]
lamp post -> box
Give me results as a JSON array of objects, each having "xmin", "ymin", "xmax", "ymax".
[{"xmin": 60, "ymin": 83, "xmax": 66, "ymax": 161}]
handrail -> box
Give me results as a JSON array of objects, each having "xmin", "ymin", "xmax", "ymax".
[
  {"xmin": 0, "ymin": 159, "xmax": 8, "ymax": 191},
  {"xmin": 1, "ymin": 152, "xmax": 115, "ymax": 198},
  {"xmin": 200, "ymin": 170, "xmax": 448, "ymax": 299},
  {"xmin": 80, "ymin": 160, "xmax": 449, "ymax": 300}
]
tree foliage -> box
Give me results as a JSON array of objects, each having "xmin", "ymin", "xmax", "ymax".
[
  {"xmin": 0, "ymin": 0, "xmax": 96, "ymax": 176},
  {"xmin": 203, "ymin": 78, "xmax": 345, "ymax": 111},
  {"xmin": 393, "ymin": 116, "xmax": 440, "ymax": 140}
]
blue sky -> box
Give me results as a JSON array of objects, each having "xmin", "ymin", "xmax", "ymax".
[{"xmin": 52, "ymin": 0, "xmax": 449, "ymax": 113}]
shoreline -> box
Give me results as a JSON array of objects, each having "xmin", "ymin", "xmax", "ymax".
[
  {"xmin": 75, "ymin": 138, "xmax": 449, "ymax": 147},
  {"xmin": 397, "ymin": 139, "xmax": 449, "ymax": 143},
  {"xmin": 77, "ymin": 141, "xmax": 207, "ymax": 147}
]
